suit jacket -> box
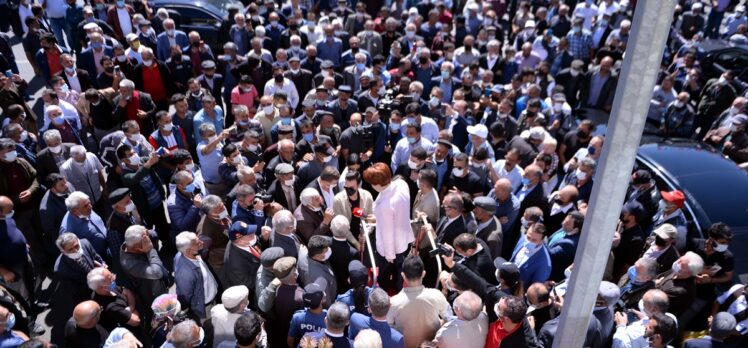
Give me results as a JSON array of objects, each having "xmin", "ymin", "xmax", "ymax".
[
  {"xmin": 196, "ymin": 215, "xmax": 229, "ymax": 270},
  {"xmin": 79, "ymin": 46, "xmax": 114, "ymax": 88},
  {"xmin": 578, "ymin": 69, "xmax": 618, "ymax": 111},
  {"xmin": 222, "ymin": 242, "xmax": 261, "ymax": 299},
  {"xmin": 106, "ymin": 5, "xmax": 135, "ymax": 40},
  {"xmin": 330, "ymin": 239, "xmax": 357, "ymax": 294},
  {"xmin": 112, "ymin": 91, "xmax": 157, "ymax": 135},
  {"xmin": 119, "ymin": 246, "xmax": 169, "ymax": 313},
  {"xmin": 293, "ymin": 204, "xmax": 331, "ymax": 244},
  {"xmin": 462, "ymin": 239, "xmax": 499, "ymax": 285},
  {"xmin": 272, "ymin": 232, "xmax": 301, "ymax": 260},
  {"xmin": 174, "ymin": 253, "xmax": 221, "ymax": 318},
  {"xmin": 132, "ymin": 61, "xmax": 175, "ymax": 101},
  {"xmin": 546, "ymin": 230, "xmax": 580, "ymax": 282},
  {"xmin": 197, "ymin": 73, "xmax": 224, "ymax": 107},
  {"xmin": 268, "ymin": 179, "xmax": 300, "ymax": 212},
  {"xmin": 39, "ymin": 190, "xmax": 69, "ymax": 253},
  {"xmin": 53, "ymin": 239, "xmax": 102, "ymax": 300},
  {"xmin": 511, "ymin": 238, "xmax": 552, "ymax": 286},
  {"xmin": 313, "ymin": 72, "xmax": 344, "ymax": 88},
  {"xmin": 476, "ymin": 216, "xmax": 503, "ymax": 260},
  {"xmin": 57, "ymin": 69, "xmax": 93, "ymax": 93},
  {"xmin": 332, "ymin": 189, "xmax": 373, "ymax": 223},
  {"xmin": 435, "ymin": 215, "xmax": 466, "ymax": 246},
  {"xmin": 478, "ymin": 54, "xmax": 505, "ymax": 83},
  {"xmin": 298, "ymin": 254, "xmax": 337, "ymax": 308},
  {"xmin": 517, "ymin": 184, "xmax": 548, "ymax": 216},
  {"xmin": 35, "ymin": 143, "xmax": 73, "ymax": 183},
  {"xmin": 155, "ymin": 30, "xmax": 189, "ymax": 62},
  {"xmin": 284, "ymin": 69, "xmax": 314, "ymax": 103}
]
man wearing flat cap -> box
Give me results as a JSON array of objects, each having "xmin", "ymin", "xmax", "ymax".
[
  {"xmin": 473, "ymin": 196, "xmax": 503, "ymax": 259},
  {"xmin": 106, "ymin": 187, "xmax": 144, "ymax": 273},
  {"xmin": 255, "ymin": 247, "xmax": 285, "ymax": 308},
  {"xmin": 267, "ymin": 163, "xmax": 300, "ymax": 212},
  {"xmin": 285, "ymin": 56, "xmax": 314, "ymax": 111},
  {"xmin": 209, "ymin": 285, "xmax": 251, "ymax": 345},
  {"xmin": 314, "ymin": 60, "xmax": 344, "ymax": 88},
  {"xmin": 328, "ymin": 85, "xmax": 359, "ymax": 129},
  {"xmin": 223, "ymin": 222, "xmax": 262, "ymax": 305},
  {"xmin": 640, "ymin": 224, "xmax": 680, "ymax": 274},
  {"xmin": 262, "ymin": 256, "xmax": 304, "ymax": 348}
]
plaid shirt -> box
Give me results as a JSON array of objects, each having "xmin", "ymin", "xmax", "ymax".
[{"xmin": 566, "ymin": 31, "xmax": 594, "ymax": 60}]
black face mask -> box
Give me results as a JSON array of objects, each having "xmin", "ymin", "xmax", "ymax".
[
  {"xmin": 104, "ymin": 66, "xmax": 114, "ymax": 73},
  {"xmin": 577, "ymin": 130, "xmax": 589, "ymax": 138},
  {"xmin": 419, "ymin": 57, "xmax": 428, "ymax": 65},
  {"xmin": 274, "ymin": 74, "xmax": 284, "ymax": 83},
  {"xmin": 191, "ymin": 41, "xmax": 200, "ymax": 48},
  {"xmin": 345, "ymin": 187, "xmax": 357, "ymax": 196},
  {"xmin": 654, "ymin": 235, "xmax": 668, "ymax": 247}
]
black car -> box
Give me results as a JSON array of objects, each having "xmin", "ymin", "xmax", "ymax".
[
  {"xmin": 636, "ymin": 139, "xmax": 748, "ymax": 282},
  {"xmin": 695, "ymin": 39, "xmax": 748, "ymax": 92},
  {"xmin": 151, "ymin": 0, "xmax": 243, "ymax": 52}
]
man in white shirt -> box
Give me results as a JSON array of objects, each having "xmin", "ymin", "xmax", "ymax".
[
  {"xmin": 264, "ymin": 63, "xmax": 300, "ymax": 109},
  {"xmin": 612, "ymin": 289, "xmax": 671, "ymax": 348},
  {"xmin": 434, "ymin": 291, "xmax": 489, "ymax": 348},
  {"xmin": 491, "ymin": 149, "xmax": 525, "ymax": 192}
]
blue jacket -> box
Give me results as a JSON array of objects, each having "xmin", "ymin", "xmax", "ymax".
[
  {"xmin": 156, "ymin": 31, "xmax": 189, "ymax": 62},
  {"xmin": 79, "ymin": 45, "xmax": 113, "ymax": 87},
  {"xmin": 510, "ymin": 237, "xmax": 552, "ymax": 286},
  {"xmin": 316, "ymin": 38, "xmax": 343, "ymax": 68},
  {"xmin": 174, "ymin": 252, "xmax": 216, "ymax": 318},
  {"xmin": 59, "ymin": 211, "xmax": 108, "ymax": 256},
  {"xmin": 348, "ymin": 313, "xmax": 405, "ymax": 348},
  {"xmin": 230, "ymin": 200, "xmax": 264, "ymax": 229},
  {"xmin": 166, "ymin": 189, "xmax": 201, "ymax": 238},
  {"xmin": 35, "ymin": 45, "xmax": 70, "ymax": 81},
  {"xmin": 546, "ymin": 229, "xmax": 581, "ymax": 281}
]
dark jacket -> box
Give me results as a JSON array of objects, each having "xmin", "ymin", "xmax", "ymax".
[
  {"xmin": 475, "ymin": 216, "xmax": 503, "ymax": 260},
  {"xmin": 655, "ymin": 270, "xmax": 696, "ymax": 318},
  {"xmin": 132, "ymin": 61, "xmax": 175, "ymax": 101},
  {"xmin": 39, "ymin": 189, "xmax": 69, "ymax": 254},
  {"xmin": 53, "ymin": 239, "xmax": 102, "ymax": 302},
  {"xmin": 174, "ymin": 253, "xmax": 221, "ymax": 318},
  {"xmin": 112, "ymin": 91, "xmax": 157, "ymax": 135},
  {"xmin": 79, "ymin": 46, "xmax": 114, "ymax": 88},
  {"xmin": 435, "ymin": 215, "xmax": 466, "ymax": 246},
  {"xmin": 120, "ymin": 165, "xmax": 166, "ymax": 213},
  {"xmin": 546, "ymin": 230, "xmax": 581, "ymax": 282},
  {"xmin": 293, "ymin": 204, "xmax": 331, "ymax": 244},
  {"xmin": 57, "ymin": 69, "xmax": 93, "ymax": 92},
  {"xmin": 267, "ymin": 179, "xmax": 300, "ymax": 211},
  {"xmin": 222, "ymin": 242, "xmax": 261, "ymax": 303},
  {"xmin": 166, "ymin": 189, "xmax": 201, "ymax": 238},
  {"xmin": 0, "ymin": 158, "xmax": 41, "ymax": 207},
  {"xmin": 461, "ymin": 239, "xmax": 498, "ymax": 285},
  {"xmin": 330, "ymin": 238, "xmax": 357, "ymax": 294},
  {"xmin": 197, "ymin": 73, "xmax": 224, "ymax": 107},
  {"xmin": 119, "ymin": 245, "xmax": 169, "ymax": 313},
  {"xmin": 506, "ymin": 136, "xmax": 540, "ymax": 168},
  {"xmin": 577, "ymin": 68, "xmax": 618, "ymax": 111},
  {"xmin": 305, "ymin": 179, "xmax": 340, "ymax": 210},
  {"xmin": 516, "ymin": 183, "xmax": 548, "ymax": 216}
]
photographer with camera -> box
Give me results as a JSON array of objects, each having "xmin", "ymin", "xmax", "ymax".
[
  {"xmin": 339, "ymin": 113, "xmax": 375, "ymax": 167},
  {"xmin": 230, "ymin": 184, "xmax": 266, "ymax": 229}
]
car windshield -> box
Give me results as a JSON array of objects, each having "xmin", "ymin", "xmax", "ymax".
[{"xmin": 193, "ymin": 0, "xmax": 234, "ymax": 16}]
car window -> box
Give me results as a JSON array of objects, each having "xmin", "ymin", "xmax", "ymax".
[
  {"xmin": 715, "ymin": 50, "xmax": 748, "ymax": 71},
  {"xmin": 166, "ymin": 6, "xmax": 218, "ymax": 26}
]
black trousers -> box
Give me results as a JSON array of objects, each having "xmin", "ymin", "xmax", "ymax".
[{"xmin": 375, "ymin": 246, "xmax": 410, "ymax": 294}]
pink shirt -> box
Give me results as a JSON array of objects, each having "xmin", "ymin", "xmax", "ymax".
[{"xmin": 231, "ymin": 85, "xmax": 258, "ymax": 110}]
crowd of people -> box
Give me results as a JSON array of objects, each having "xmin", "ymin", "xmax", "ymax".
[{"xmin": 0, "ymin": 0, "xmax": 747, "ymax": 347}]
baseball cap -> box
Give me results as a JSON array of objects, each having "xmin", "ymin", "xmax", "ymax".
[
  {"xmin": 303, "ymin": 279, "xmax": 327, "ymax": 308},
  {"xmin": 126, "ymin": 33, "xmax": 139, "ymax": 42},
  {"xmin": 229, "ymin": 221, "xmax": 257, "ymax": 241},
  {"xmin": 653, "ymin": 223, "xmax": 678, "ymax": 240},
  {"xmin": 348, "ymin": 260, "xmax": 368, "ymax": 287},
  {"xmin": 494, "ymin": 257, "xmax": 520, "ymax": 287},
  {"xmin": 660, "ymin": 190, "xmax": 685, "ymax": 209}
]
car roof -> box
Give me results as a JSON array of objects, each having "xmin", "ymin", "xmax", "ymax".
[
  {"xmin": 638, "ymin": 141, "xmax": 748, "ymax": 232},
  {"xmin": 152, "ymin": 0, "xmax": 237, "ymax": 17}
]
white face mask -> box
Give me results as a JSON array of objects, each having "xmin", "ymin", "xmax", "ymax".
[
  {"xmin": 564, "ymin": 267, "xmax": 572, "ymax": 279},
  {"xmin": 284, "ymin": 177, "xmax": 295, "ymax": 187},
  {"xmin": 553, "ymin": 103, "xmax": 563, "ymax": 113},
  {"xmin": 262, "ymin": 105, "xmax": 274, "ymax": 115},
  {"xmin": 408, "ymin": 159, "xmax": 419, "ymax": 170},
  {"xmin": 570, "ymin": 68, "xmax": 581, "ymax": 77},
  {"xmin": 19, "ymin": 131, "xmax": 29, "ymax": 142},
  {"xmin": 218, "ymin": 209, "xmax": 229, "ymax": 220},
  {"xmin": 185, "ymin": 163, "xmax": 195, "ymax": 171},
  {"xmin": 452, "ymin": 168, "xmax": 464, "ymax": 177},
  {"xmin": 575, "ymin": 168, "xmax": 588, "ymax": 181},
  {"xmin": 49, "ymin": 145, "xmax": 62, "ymax": 154},
  {"xmin": 231, "ymin": 155, "xmax": 243, "ymax": 165},
  {"xmin": 322, "ymin": 155, "xmax": 332, "ymax": 163},
  {"xmin": 142, "ymin": 59, "xmax": 153, "ymax": 67},
  {"xmin": 128, "ymin": 153, "xmax": 141, "ymax": 166},
  {"xmin": 124, "ymin": 201, "xmax": 135, "ymax": 213},
  {"xmin": 66, "ymin": 248, "xmax": 83, "ymax": 259},
  {"xmin": 672, "ymin": 261, "xmax": 682, "ymax": 274},
  {"xmin": 713, "ymin": 242, "xmax": 729, "ymax": 253},
  {"xmin": 322, "ymin": 248, "xmax": 332, "ymax": 261},
  {"xmin": 162, "ymin": 123, "xmax": 173, "ymax": 131},
  {"xmin": 673, "ymin": 100, "xmax": 685, "ymax": 108},
  {"xmin": 248, "ymin": 144, "xmax": 259, "ymax": 152}
]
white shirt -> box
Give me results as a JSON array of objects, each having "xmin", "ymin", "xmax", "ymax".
[
  {"xmin": 400, "ymin": 117, "xmax": 439, "ymax": 144},
  {"xmin": 263, "ymin": 78, "xmax": 300, "ymax": 108},
  {"xmin": 43, "ymin": 0, "xmax": 67, "ymax": 18},
  {"xmin": 574, "ymin": 3, "xmax": 599, "ymax": 30},
  {"xmin": 492, "ymin": 160, "xmax": 525, "ymax": 192},
  {"xmin": 612, "ymin": 318, "xmax": 648, "ymax": 348},
  {"xmin": 318, "ymin": 178, "xmax": 335, "ymax": 209},
  {"xmin": 117, "ymin": 7, "xmax": 133, "ymax": 36},
  {"xmin": 19, "ymin": 4, "xmax": 33, "ymax": 33},
  {"xmin": 93, "ymin": 49, "xmax": 106, "ymax": 75},
  {"xmin": 125, "ymin": 46, "xmax": 144, "ymax": 64},
  {"xmin": 190, "ymin": 257, "xmax": 218, "ymax": 303},
  {"xmin": 65, "ymin": 70, "xmax": 82, "ymax": 93},
  {"xmin": 373, "ymin": 179, "xmax": 415, "ymax": 260}
]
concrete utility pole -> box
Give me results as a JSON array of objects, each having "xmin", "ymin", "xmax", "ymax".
[{"xmin": 552, "ymin": 0, "xmax": 677, "ymax": 346}]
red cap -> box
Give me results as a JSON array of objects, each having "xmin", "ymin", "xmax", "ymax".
[{"xmin": 660, "ymin": 190, "xmax": 685, "ymax": 209}]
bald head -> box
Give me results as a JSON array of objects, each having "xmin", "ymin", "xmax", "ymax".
[
  {"xmin": 0, "ymin": 196, "xmax": 12, "ymax": 215},
  {"xmin": 557, "ymin": 185, "xmax": 580, "ymax": 205},
  {"xmin": 527, "ymin": 283, "xmax": 551, "ymax": 307},
  {"xmin": 73, "ymin": 300, "xmax": 101, "ymax": 329},
  {"xmin": 493, "ymin": 178, "xmax": 514, "ymax": 201}
]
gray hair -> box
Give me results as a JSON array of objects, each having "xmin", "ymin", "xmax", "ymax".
[
  {"xmin": 175, "ymin": 231, "xmax": 198, "ymax": 253},
  {"xmin": 330, "ymin": 216, "xmax": 350, "ymax": 237},
  {"xmin": 168, "ymin": 320, "xmax": 199, "ymax": 348},
  {"xmin": 637, "ymin": 257, "xmax": 660, "ymax": 280},
  {"xmin": 234, "ymin": 184, "xmax": 255, "ymax": 201},
  {"xmin": 198, "ymin": 123, "xmax": 216, "ymax": 137},
  {"xmin": 454, "ymin": 291, "xmax": 482, "ymax": 321},
  {"xmin": 119, "ymin": 79, "xmax": 135, "ymax": 90},
  {"xmin": 244, "ymin": 130, "xmax": 261, "ymax": 141},
  {"xmin": 124, "ymin": 225, "xmax": 148, "ymax": 247},
  {"xmin": 173, "ymin": 170, "xmax": 193, "ymax": 186},
  {"xmin": 579, "ymin": 157, "xmax": 597, "ymax": 172},
  {"xmin": 140, "ymin": 46, "xmax": 154, "ymax": 57},
  {"xmin": 70, "ymin": 145, "xmax": 87, "ymax": 156},
  {"xmin": 368, "ymin": 288, "xmax": 390, "ymax": 318},
  {"xmin": 236, "ymin": 166, "xmax": 255, "ymax": 182},
  {"xmin": 299, "ymin": 188, "xmax": 320, "ymax": 206},
  {"xmin": 0, "ymin": 138, "xmax": 14, "ymax": 151},
  {"xmin": 65, "ymin": 191, "xmax": 90, "ymax": 210},
  {"xmin": 272, "ymin": 210, "xmax": 296, "ymax": 235},
  {"xmin": 200, "ymin": 194, "xmax": 222, "ymax": 214},
  {"xmin": 326, "ymin": 302, "xmax": 350, "ymax": 331},
  {"xmin": 683, "ymin": 251, "xmax": 705, "ymax": 277},
  {"xmin": 43, "ymin": 129, "xmax": 62, "ymax": 143},
  {"xmin": 277, "ymin": 139, "xmax": 295, "ymax": 151},
  {"xmin": 353, "ymin": 329, "xmax": 382, "ymax": 348},
  {"xmin": 3, "ymin": 123, "xmax": 23, "ymax": 137},
  {"xmin": 86, "ymin": 267, "xmax": 109, "ymax": 290},
  {"xmin": 55, "ymin": 232, "xmax": 79, "ymax": 252},
  {"xmin": 233, "ymin": 104, "xmax": 249, "ymax": 118}
]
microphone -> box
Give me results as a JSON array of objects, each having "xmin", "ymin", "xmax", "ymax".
[{"xmin": 352, "ymin": 207, "xmax": 365, "ymax": 219}]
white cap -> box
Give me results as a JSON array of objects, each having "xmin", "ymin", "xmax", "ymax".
[
  {"xmin": 221, "ymin": 285, "xmax": 249, "ymax": 309},
  {"xmin": 525, "ymin": 20, "xmax": 536, "ymax": 29},
  {"xmin": 83, "ymin": 22, "xmax": 100, "ymax": 31},
  {"xmin": 467, "ymin": 124, "xmax": 488, "ymax": 139},
  {"xmin": 126, "ymin": 33, "xmax": 138, "ymax": 42},
  {"xmin": 528, "ymin": 127, "xmax": 546, "ymax": 141},
  {"xmin": 692, "ymin": 2, "xmax": 703, "ymax": 10}
]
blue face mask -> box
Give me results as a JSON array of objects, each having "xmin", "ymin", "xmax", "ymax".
[
  {"xmin": 52, "ymin": 117, "xmax": 65, "ymax": 126},
  {"xmin": 356, "ymin": 63, "xmax": 365, "ymax": 71},
  {"xmin": 407, "ymin": 136, "xmax": 417, "ymax": 144},
  {"xmin": 390, "ymin": 122, "xmax": 401, "ymax": 131},
  {"xmin": 303, "ymin": 133, "xmax": 314, "ymax": 142},
  {"xmin": 238, "ymin": 120, "xmax": 249, "ymax": 126},
  {"xmin": 4, "ymin": 313, "xmax": 14, "ymax": 332},
  {"xmin": 91, "ymin": 42, "xmax": 103, "ymax": 50},
  {"xmin": 109, "ymin": 281, "xmax": 117, "ymax": 292},
  {"xmin": 525, "ymin": 239, "xmax": 539, "ymax": 251},
  {"xmin": 628, "ymin": 266, "xmax": 643, "ymax": 285},
  {"xmin": 587, "ymin": 146, "xmax": 596, "ymax": 156},
  {"xmin": 116, "ymin": 0, "xmax": 125, "ymax": 7},
  {"xmin": 184, "ymin": 183, "xmax": 196, "ymax": 193},
  {"xmin": 521, "ymin": 177, "xmax": 530, "ymax": 186}
]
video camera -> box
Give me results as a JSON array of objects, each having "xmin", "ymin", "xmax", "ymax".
[{"xmin": 428, "ymin": 243, "xmax": 454, "ymax": 258}]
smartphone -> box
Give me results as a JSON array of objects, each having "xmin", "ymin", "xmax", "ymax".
[
  {"xmin": 114, "ymin": 65, "xmax": 121, "ymax": 74},
  {"xmin": 4, "ymin": 70, "xmax": 11, "ymax": 77}
]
